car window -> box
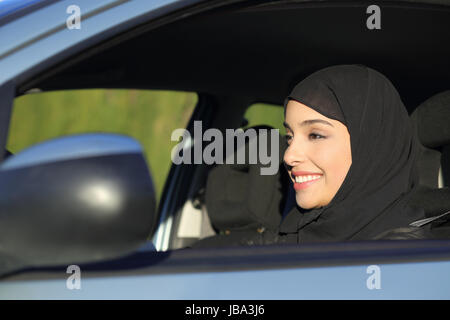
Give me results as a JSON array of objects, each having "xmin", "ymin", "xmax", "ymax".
[
  {"xmin": 7, "ymin": 89, "xmax": 197, "ymax": 205},
  {"xmin": 243, "ymin": 103, "xmax": 286, "ymax": 135}
]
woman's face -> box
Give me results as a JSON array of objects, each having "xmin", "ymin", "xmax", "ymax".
[{"xmin": 283, "ymin": 100, "xmax": 352, "ymax": 209}]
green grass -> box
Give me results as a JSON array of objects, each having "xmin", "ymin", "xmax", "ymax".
[
  {"xmin": 243, "ymin": 103, "xmax": 286, "ymax": 135},
  {"xmin": 7, "ymin": 89, "xmax": 197, "ymax": 205}
]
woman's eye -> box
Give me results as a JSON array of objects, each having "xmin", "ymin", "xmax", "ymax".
[
  {"xmin": 309, "ymin": 133, "xmax": 325, "ymax": 140},
  {"xmin": 285, "ymin": 135, "xmax": 293, "ymax": 144}
]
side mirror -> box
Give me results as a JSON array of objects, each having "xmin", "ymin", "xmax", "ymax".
[{"xmin": 0, "ymin": 134, "xmax": 156, "ymax": 276}]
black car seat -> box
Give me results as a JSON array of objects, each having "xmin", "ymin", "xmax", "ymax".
[
  {"xmin": 192, "ymin": 125, "xmax": 290, "ymax": 248},
  {"xmin": 405, "ymin": 90, "xmax": 450, "ymax": 238}
]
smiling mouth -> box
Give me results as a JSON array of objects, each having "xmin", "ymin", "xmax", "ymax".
[
  {"xmin": 293, "ymin": 175, "xmax": 322, "ymax": 184},
  {"xmin": 292, "ymin": 174, "xmax": 322, "ymax": 190}
]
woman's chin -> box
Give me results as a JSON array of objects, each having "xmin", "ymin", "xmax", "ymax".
[
  {"xmin": 296, "ymin": 196, "xmax": 327, "ymax": 210},
  {"xmin": 296, "ymin": 198, "xmax": 316, "ymax": 210}
]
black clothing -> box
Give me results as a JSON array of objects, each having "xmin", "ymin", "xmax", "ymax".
[
  {"xmin": 191, "ymin": 64, "xmax": 440, "ymax": 249},
  {"xmin": 279, "ymin": 64, "xmax": 426, "ymax": 243}
]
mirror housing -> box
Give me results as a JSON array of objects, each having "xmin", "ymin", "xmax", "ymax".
[{"xmin": 0, "ymin": 133, "xmax": 157, "ymax": 275}]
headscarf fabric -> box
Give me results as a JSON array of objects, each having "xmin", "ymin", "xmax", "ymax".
[{"xmin": 279, "ymin": 64, "xmax": 425, "ymax": 243}]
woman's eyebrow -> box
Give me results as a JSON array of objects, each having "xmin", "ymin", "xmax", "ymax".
[
  {"xmin": 299, "ymin": 119, "xmax": 334, "ymax": 127},
  {"xmin": 283, "ymin": 119, "xmax": 334, "ymax": 130}
]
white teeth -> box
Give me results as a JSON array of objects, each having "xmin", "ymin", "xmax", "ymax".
[{"xmin": 295, "ymin": 175, "xmax": 321, "ymax": 183}]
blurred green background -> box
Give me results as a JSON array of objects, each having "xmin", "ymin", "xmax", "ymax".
[{"xmin": 7, "ymin": 89, "xmax": 284, "ymax": 206}]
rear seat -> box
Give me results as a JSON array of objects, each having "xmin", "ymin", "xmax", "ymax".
[
  {"xmin": 406, "ymin": 90, "xmax": 450, "ymax": 238},
  {"xmin": 192, "ymin": 125, "xmax": 289, "ymax": 248}
]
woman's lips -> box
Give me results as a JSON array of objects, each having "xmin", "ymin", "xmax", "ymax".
[{"xmin": 293, "ymin": 177, "xmax": 321, "ymax": 190}]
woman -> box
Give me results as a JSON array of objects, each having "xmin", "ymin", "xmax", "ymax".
[
  {"xmin": 193, "ymin": 64, "xmax": 429, "ymax": 249},
  {"xmin": 278, "ymin": 64, "xmax": 427, "ymax": 243}
]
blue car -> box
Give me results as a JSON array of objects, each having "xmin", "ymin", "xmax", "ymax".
[{"xmin": 0, "ymin": 0, "xmax": 450, "ymax": 300}]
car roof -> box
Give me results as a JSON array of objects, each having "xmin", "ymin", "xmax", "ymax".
[
  {"xmin": 0, "ymin": 0, "xmax": 42, "ymax": 17},
  {"xmin": 0, "ymin": 0, "xmax": 55, "ymax": 24}
]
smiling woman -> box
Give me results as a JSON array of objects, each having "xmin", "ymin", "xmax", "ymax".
[{"xmin": 278, "ymin": 64, "xmax": 427, "ymax": 243}]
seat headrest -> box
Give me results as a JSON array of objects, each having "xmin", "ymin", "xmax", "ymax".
[
  {"xmin": 411, "ymin": 90, "xmax": 450, "ymax": 149},
  {"xmin": 205, "ymin": 125, "xmax": 288, "ymax": 232},
  {"xmin": 410, "ymin": 90, "xmax": 450, "ymax": 188}
]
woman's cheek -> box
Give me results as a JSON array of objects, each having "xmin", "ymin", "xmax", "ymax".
[{"xmin": 316, "ymin": 143, "xmax": 344, "ymax": 185}]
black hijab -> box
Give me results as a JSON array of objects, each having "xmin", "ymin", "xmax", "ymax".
[{"xmin": 279, "ymin": 64, "xmax": 425, "ymax": 243}]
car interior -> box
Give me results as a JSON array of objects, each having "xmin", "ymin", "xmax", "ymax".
[
  {"xmin": 408, "ymin": 91, "xmax": 450, "ymax": 237},
  {"xmin": 11, "ymin": 0, "xmax": 450, "ymax": 250}
]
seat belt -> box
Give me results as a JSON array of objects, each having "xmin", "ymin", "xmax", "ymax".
[{"xmin": 409, "ymin": 210, "xmax": 450, "ymax": 228}]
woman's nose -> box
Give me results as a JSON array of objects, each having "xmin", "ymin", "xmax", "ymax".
[{"xmin": 283, "ymin": 143, "xmax": 306, "ymax": 167}]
